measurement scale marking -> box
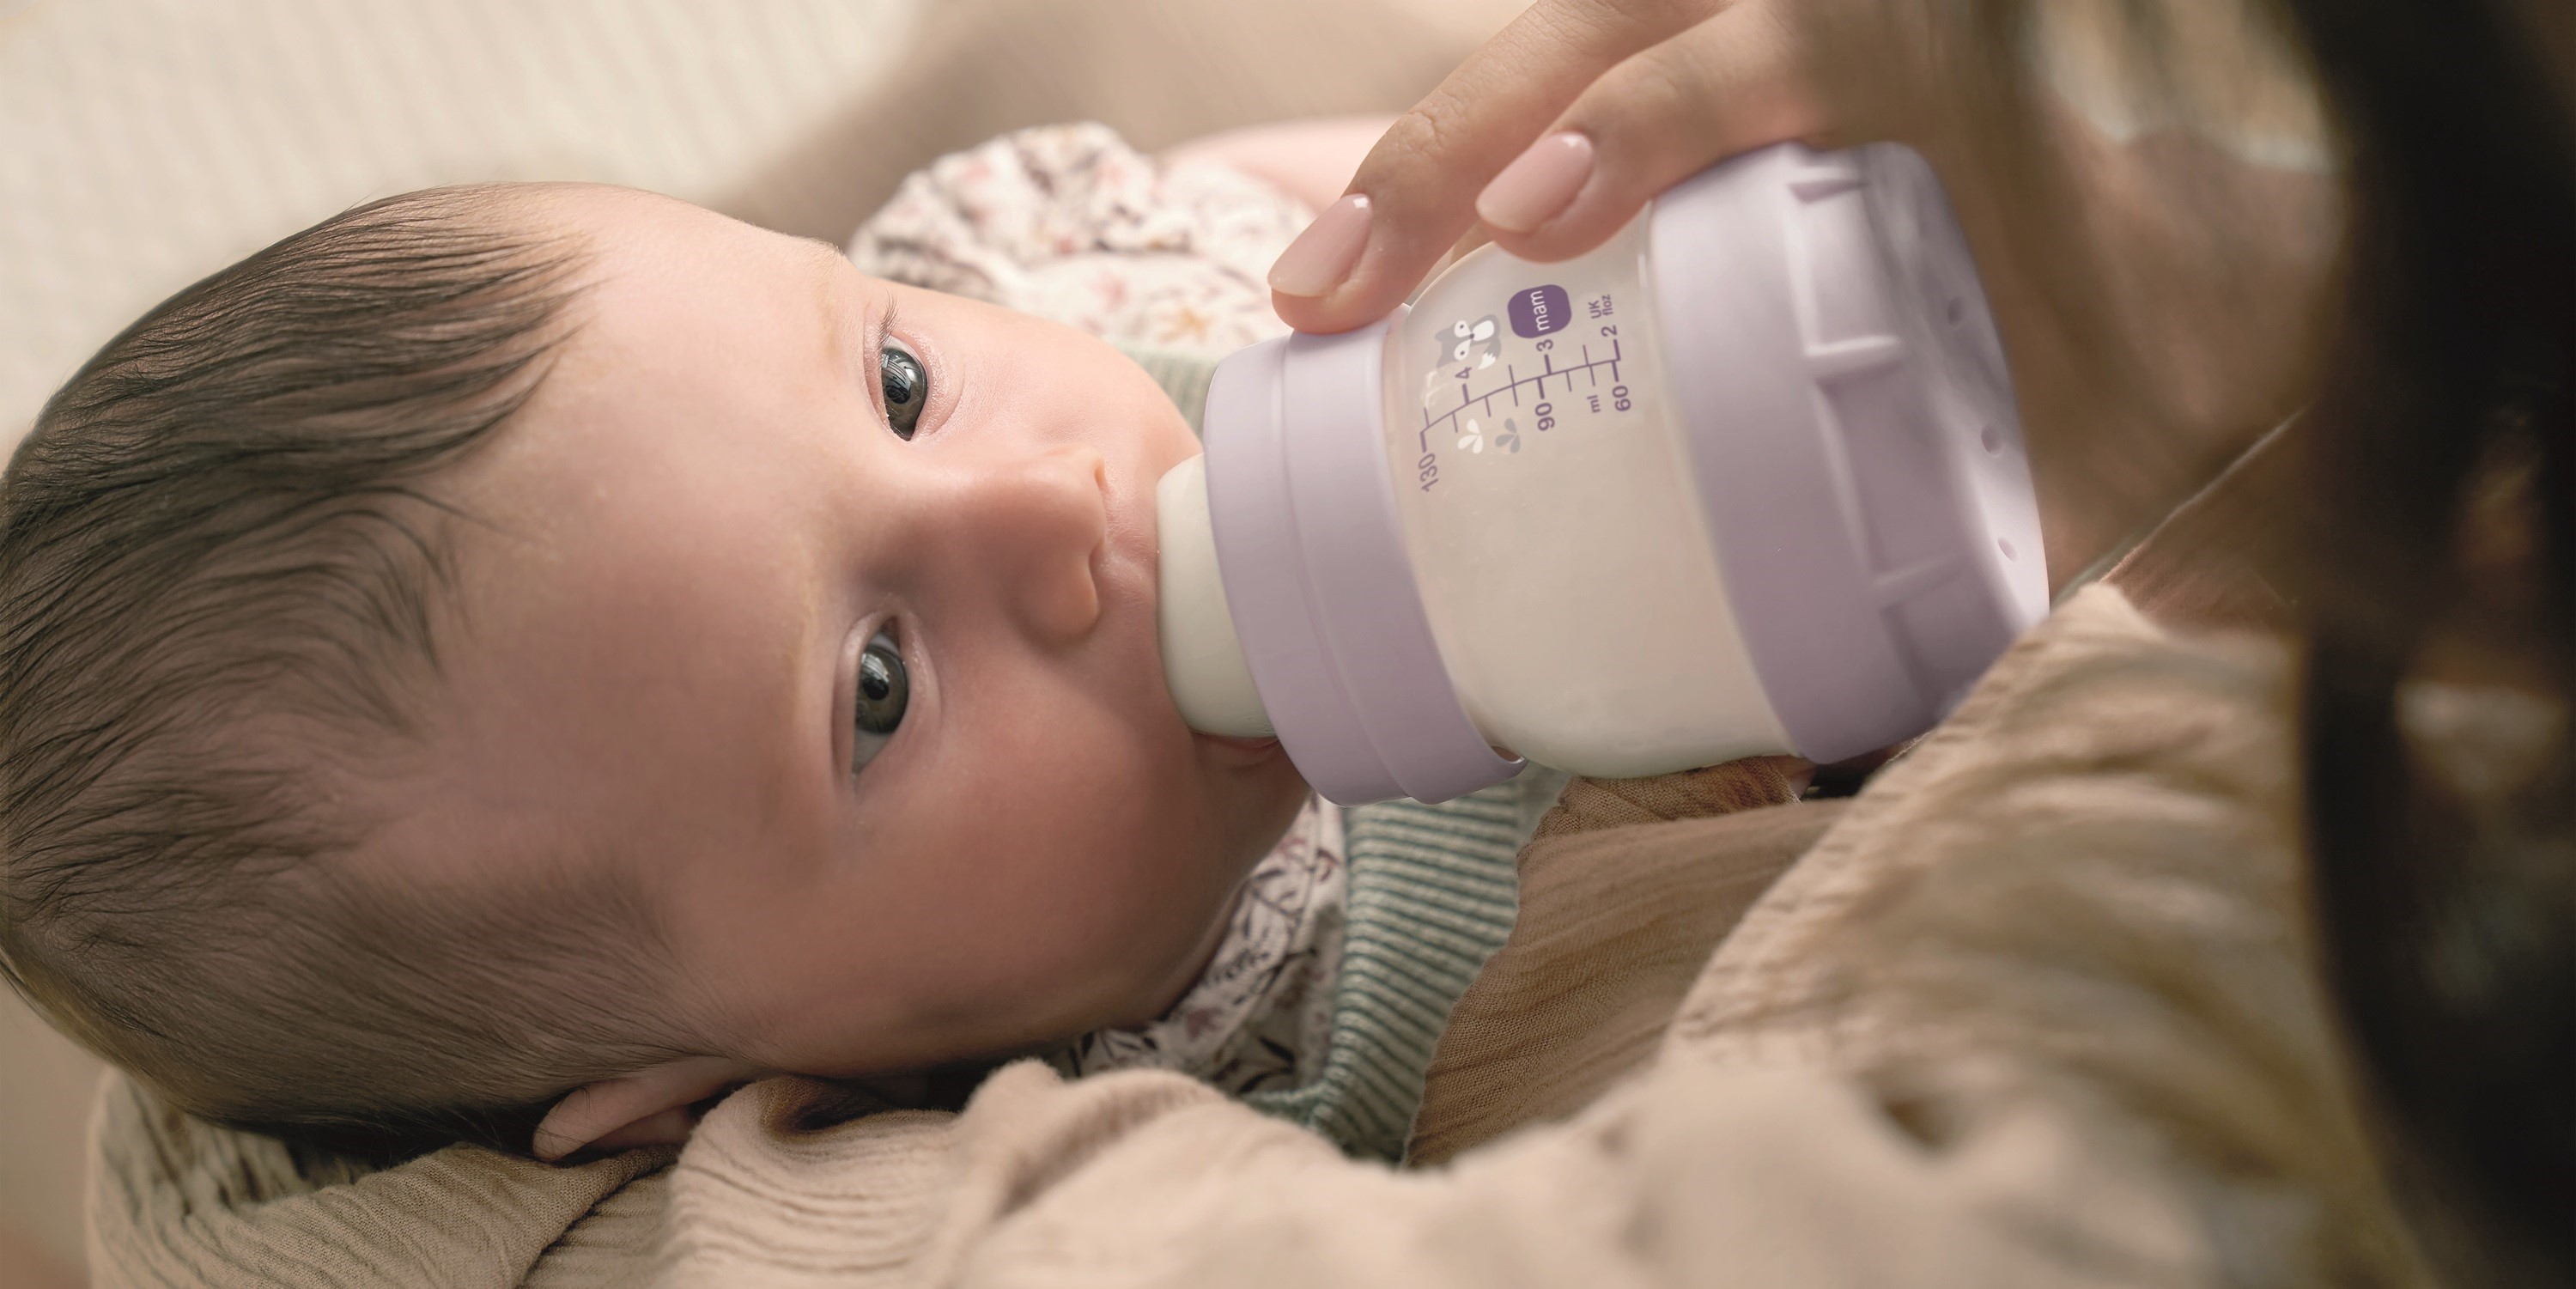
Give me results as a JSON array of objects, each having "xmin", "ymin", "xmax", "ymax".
[{"xmin": 1418, "ymin": 339, "xmax": 1627, "ymax": 438}]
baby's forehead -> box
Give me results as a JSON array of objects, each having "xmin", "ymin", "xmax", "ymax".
[
  {"xmin": 537, "ymin": 192, "xmax": 866, "ymax": 380},
  {"xmin": 537, "ymin": 184, "xmax": 845, "ymax": 278},
  {"xmin": 424, "ymin": 187, "xmax": 863, "ymax": 654}
]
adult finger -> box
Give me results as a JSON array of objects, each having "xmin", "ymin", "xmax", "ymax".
[
  {"xmin": 1479, "ymin": 0, "xmax": 1826, "ymax": 263},
  {"xmin": 1269, "ymin": 0, "xmax": 1722, "ymax": 333}
]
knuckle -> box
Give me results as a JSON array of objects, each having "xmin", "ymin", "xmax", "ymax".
[
  {"xmin": 1538, "ymin": 0, "xmax": 1723, "ymax": 53},
  {"xmin": 1584, "ymin": 45, "xmax": 1697, "ymax": 136},
  {"xmin": 1358, "ymin": 103, "xmax": 1467, "ymax": 192},
  {"xmin": 1728, "ymin": 0, "xmax": 1807, "ymax": 64},
  {"xmin": 1525, "ymin": 0, "xmax": 1629, "ymax": 50},
  {"xmin": 1585, "ymin": 0, "xmax": 1720, "ymax": 27},
  {"xmin": 1581, "ymin": 9, "xmax": 1797, "ymax": 137},
  {"xmin": 1391, "ymin": 103, "xmax": 1461, "ymax": 159}
]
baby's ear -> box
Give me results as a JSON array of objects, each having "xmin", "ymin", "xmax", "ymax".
[{"xmin": 532, "ymin": 1055, "xmax": 761, "ymax": 1162}]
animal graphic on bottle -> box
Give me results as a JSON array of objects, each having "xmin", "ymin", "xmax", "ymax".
[
  {"xmin": 1449, "ymin": 314, "xmax": 1504, "ymax": 367},
  {"xmin": 1416, "ymin": 288, "xmax": 1632, "ymax": 465}
]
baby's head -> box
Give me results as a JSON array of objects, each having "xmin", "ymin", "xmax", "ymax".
[{"xmin": 0, "ymin": 184, "xmax": 1308, "ymax": 1157}]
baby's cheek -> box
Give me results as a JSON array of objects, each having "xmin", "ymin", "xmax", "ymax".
[{"xmin": 1107, "ymin": 358, "xmax": 1202, "ymax": 455}]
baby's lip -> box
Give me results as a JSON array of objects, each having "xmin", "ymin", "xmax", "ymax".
[
  {"xmin": 1192, "ymin": 729, "xmax": 1285, "ymax": 769},
  {"xmin": 1196, "ymin": 732, "xmax": 1276, "ymax": 752}
]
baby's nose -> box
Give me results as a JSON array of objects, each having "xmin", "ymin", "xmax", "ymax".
[{"xmin": 960, "ymin": 444, "xmax": 1109, "ymax": 645}]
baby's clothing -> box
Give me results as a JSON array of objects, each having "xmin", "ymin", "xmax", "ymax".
[
  {"xmin": 847, "ymin": 124, "xmax": 1563, "ymax": 1157},
  {"xmin": 1053, "ymin": 795, "xmax": 1349, "ymax": 1096},
  {"xmin": 848, "ymin": 122, "xmax": 1308, "ymax": 355}
]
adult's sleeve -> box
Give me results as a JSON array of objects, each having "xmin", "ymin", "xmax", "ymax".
[{"xmin": 649, "ymin": 1053, "xmax": 2208, "ymax": 1289}]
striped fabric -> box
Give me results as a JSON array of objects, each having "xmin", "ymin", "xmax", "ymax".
[
  {"xmin": 1247, "ymin": 787, "xmax": 1533, "ymax": 1158},
  {"xmin": 1121, "ymin": 340, "xmax": 1550, "ymax": 1160},
  {"xmin": 1116, "ymin": 344, "xmax": 1224, "ymax": 435}
]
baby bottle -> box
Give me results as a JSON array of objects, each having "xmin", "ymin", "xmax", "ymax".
[{"xmin": 1157, "ymin": 143, "xmax": 2046, "ymax": 806}]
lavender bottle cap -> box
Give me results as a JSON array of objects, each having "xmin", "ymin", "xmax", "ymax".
[{"xmin": 1199, "ymin": 316, "xmax": 1523, "ymax": 806}]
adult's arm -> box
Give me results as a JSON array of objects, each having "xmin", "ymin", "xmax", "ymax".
[{"xmin": 651, "ymin": 1055, "xmax": 2190, "ymax": 1289}]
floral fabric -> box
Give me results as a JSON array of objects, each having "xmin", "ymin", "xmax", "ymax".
[
  {"xmin": 1052, "ymin": 798, "xmax": 1347, "ymax": 1094},
  {"xmin": 847, "ymin": 121, "xmax": 1306, "ymax": 356}
]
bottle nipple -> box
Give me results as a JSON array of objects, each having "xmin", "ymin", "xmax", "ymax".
[{"xmin": 1155, "ymin": 456, "xmax": 1273, "ymax": 738}]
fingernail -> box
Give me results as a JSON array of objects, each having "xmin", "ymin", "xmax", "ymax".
[
  {"xmin": 1268, "ymin": 193, "xmax": 1372, "ymax": 298},
  {"xmin": 1477, "ymin": 131, "xmax": 1595, "ymax": 234}
]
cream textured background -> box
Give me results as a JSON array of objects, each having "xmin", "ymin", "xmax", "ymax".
[
  {"xmin": 0, "ymin": 0, "xmax": 1525, "ymax": 1281},
  {"xmin": 0, "ymin": 0, "xmax": 933, "ymax": 453}
]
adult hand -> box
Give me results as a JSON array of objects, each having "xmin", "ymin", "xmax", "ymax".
[{"xmin": 1267, "ymin": 0, "xmax": 1826, "ymax": 333}]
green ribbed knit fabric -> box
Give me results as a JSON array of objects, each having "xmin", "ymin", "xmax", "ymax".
[
  {"xmin": 1121, "ymin": 342, "xmax": 1561, "ymax": 1160},
  {"xmin": 1246, "ymin": 787, "xmax": 1537, "ymax": 1159},
  {"xmin": 1119, "ymin": 343, "xmax": 1222, "ymax": 435}
]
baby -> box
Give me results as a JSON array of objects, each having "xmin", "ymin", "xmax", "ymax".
[{"xmin": 0, "ymin": 146, "xmax": 1442, "ymax": 1160}]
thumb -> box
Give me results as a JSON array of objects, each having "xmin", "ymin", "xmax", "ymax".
[{"xmin": 1479, "ymin": 0, "xmax": 1826, "ymax": 264}]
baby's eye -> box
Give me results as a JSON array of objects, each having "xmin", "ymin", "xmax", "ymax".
[
  {"xmin": 853, "ymin": 629, "xmax": 908, "ymax": 769},
  {"xmin": 879, "ymin": 342, "xmax": 928, "ymax": 440}
]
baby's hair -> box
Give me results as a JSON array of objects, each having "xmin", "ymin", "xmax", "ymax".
[{"xmin": 0, "ymin": 186, "xmax": 683, "ymax": 1153}]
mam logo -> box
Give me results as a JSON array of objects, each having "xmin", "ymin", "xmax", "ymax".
[{"xmin": 1509, "ymin": 283, "xmax": 1571, "ymax": 338}]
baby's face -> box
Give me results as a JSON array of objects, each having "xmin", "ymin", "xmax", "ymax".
[{"xmin": 373, "ymin": 186, "xmax": 1309, "ymax": 1079}]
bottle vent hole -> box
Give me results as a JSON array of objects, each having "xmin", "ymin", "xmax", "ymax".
[
  {"xmin": 1979, "ymin": 427, "xmax": 2002, "ymax": 454},
  {"xmin": 1997, "ymin": 538, "xmax": 2018, "ymax": 561}
]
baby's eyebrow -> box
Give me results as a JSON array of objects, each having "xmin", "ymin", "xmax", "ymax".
[{"xmin": 799, "ymin": 237, "xmax": 854, "ymax": 365}]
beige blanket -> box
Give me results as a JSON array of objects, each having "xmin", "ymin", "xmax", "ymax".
[{"xmin": 85, "ymin": 587, "xmax": 2427, "ymax": 1286}]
